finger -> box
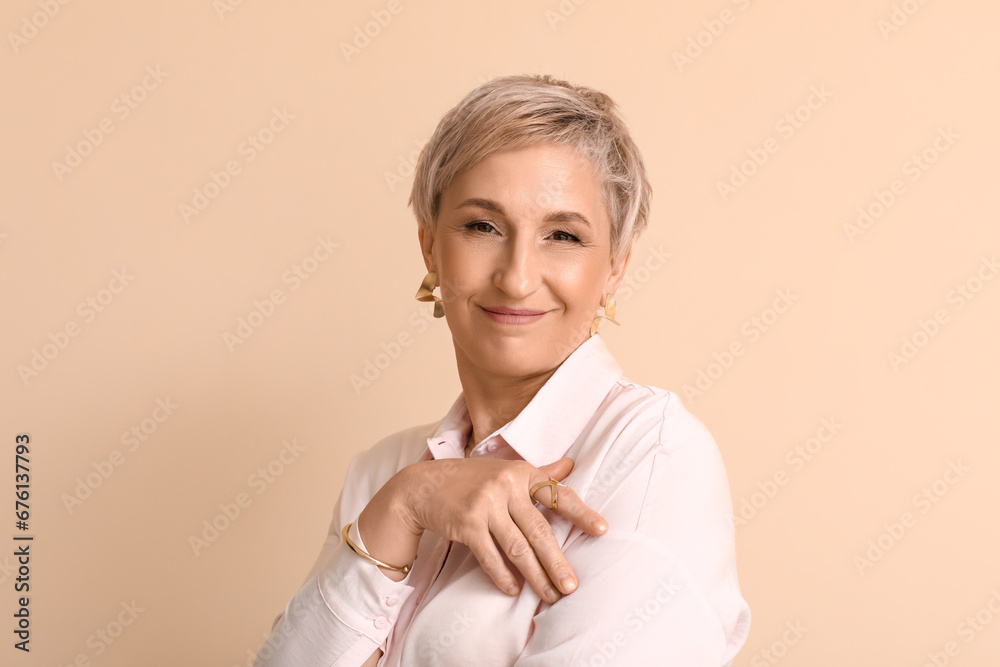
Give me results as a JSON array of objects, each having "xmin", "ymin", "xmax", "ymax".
[
  {"xmin": 529, "ymin": 478, "xmax": 608, "ymax": 537},
  {"xmin": 465, "ymin": 527, "xmax": 522, "ymax": 597},
  {"xmin": 490, "ymin": 508, "xmax": 569, "ymax": 604},
  {"xmin": 506, "ymin": 502, "xmax": 580, "ymax": 599},
  {"xmin": 537, "ymin": 456, "xmax": 575, "ymax": 480}
]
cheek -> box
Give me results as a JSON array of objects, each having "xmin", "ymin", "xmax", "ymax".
[
  {"xmin": 438, "ymin": 244, "xmax": 487, "ymax": 301},
  {"xmin": 555, "ymin": 264, "xmax": 605, "ymax": 312}
]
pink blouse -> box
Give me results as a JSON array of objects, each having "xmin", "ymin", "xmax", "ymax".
[{"xmin": 254, "ymin": 334, "xmax": 751, "ymax": 666}]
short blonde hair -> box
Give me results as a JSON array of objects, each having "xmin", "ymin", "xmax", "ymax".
[{"xmin": 408, "ymin": 74, "xmax": 651, "ymax": 267}]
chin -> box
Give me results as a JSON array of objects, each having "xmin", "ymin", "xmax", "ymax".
[{"xmin": 461, "ymin": 334, "xmax": 548, "ymax": 373}]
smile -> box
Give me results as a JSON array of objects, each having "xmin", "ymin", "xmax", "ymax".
[{"xmin": 480, "ymin": 306, "xmax": 547, "ymax": 325}]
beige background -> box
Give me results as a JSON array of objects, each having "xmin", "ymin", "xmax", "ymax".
[{"xmin": 2, "ymin": 0, "xmax": 999, "ymax": 665}]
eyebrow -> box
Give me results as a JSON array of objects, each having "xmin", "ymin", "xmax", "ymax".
[{"xmin": 454, "ymin": 197, "xmax": 592, "ymax": 229}]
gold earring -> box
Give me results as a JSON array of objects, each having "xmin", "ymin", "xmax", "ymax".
[
  {"xmin": 590, "ymin": 294, "xmax": 620, "ymax": 336},
  {"xmin": 415, "ymin": 271, "xmax": 445, "ymax": 318}
]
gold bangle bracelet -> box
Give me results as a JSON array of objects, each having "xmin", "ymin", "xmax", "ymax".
[{"xmin": 341, "ymin": 522, "xmax": 414, "ymax": 574}]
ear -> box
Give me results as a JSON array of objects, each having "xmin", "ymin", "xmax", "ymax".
[
  {"xmin": 603, "ymin": 244, "xmax": 633, "ymax": 302},
  {"xmin": 417, "ymin": 223, "xmax": 436, "ymax": 273}
]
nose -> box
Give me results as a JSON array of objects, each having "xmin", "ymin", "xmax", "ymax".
[{"xmin": 493, "ymin": 230, "xmax": 542, "ymax": 300}]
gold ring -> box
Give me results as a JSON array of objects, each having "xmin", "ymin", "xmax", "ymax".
[{"xmin": 529, "ymin": 478, "xmax": 560, "ymax": 512}]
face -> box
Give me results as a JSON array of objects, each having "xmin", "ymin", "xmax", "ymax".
[{"xmin": 418, "ymin": 141, "xmax": 632, "ymax": 379}]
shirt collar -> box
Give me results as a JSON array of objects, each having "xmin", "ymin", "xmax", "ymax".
[{"xmin": 425, "ymin": 334, "xmax": 623, "ymax": 467}]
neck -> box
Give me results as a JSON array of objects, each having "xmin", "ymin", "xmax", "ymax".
[{"xmin": 456, "ymin": 346, "xmax": 558, "ymax": 455}]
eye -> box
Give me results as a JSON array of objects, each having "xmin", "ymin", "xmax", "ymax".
[
  {"xmin": 550, "ymin": 230, "xmax": 581, "ymax": 243},
  {"xmin": 464, "ymin": 221, "xmax": 498, "ymax": 234}
]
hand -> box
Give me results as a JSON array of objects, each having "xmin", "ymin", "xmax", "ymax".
[{"xmin": 396, "ymin": 456, "xmax": 609, "ymax": 604}]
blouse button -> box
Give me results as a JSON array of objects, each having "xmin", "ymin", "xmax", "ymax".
[
  {"xmin": 385, "ymin": 595, "xmax": 399, "ymax": 607},
  {"xmin": 374, "ymin": 615, "xmax": 388, "ymax": 629}
]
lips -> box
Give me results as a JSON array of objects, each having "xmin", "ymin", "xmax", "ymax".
[
  {"xmin": 482, "ymin": 306, "xmax": 546, "ymax": 316},
  {"xmin": 480, "ymin": 305, "xmax": 547, "ymax": 325}
]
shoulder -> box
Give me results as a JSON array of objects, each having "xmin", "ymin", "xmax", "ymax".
[
  {"xmin": 600, "ymin": 377, "xmax": 738, "ymax": 568},
  {"xmin": 329, "ymin": 418, "xmax": 440, "ymax": 532},
  {"xmin": 604, "ymin": 380, "xmax": 750, "ymax": 660},
  {"xmin": 610, "ymin": 376, "xmax": 724, "ymax": 462},
  {"xmin": 344, "ymin": 418, "xmax": 441, "ymax": 496},
  {"xmin": 597, "ymin": 376, "xmax": 723, "ymax": 469},
  {"xmin": 581, "ymin": 379, "xmax": 734, "ymax": 544},
  {"xmin": 606, "ymin": 378, "xmax": 732, "ymax": 534}
]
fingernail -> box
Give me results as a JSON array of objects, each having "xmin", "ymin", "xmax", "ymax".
[
  {"xmin": 592, "ymin": 518, "xmax": 608, "ymax": 532},
  {"xmin": 507, "ymin": 583, "xmax": 520, "ymax": 596},
  {"xmin": 560, "ymin": 576, "xmax": 577, "ymax": 593},
  {"xmin": 544, "ymin": 585, "xmax": 559, "ymax": 602}
]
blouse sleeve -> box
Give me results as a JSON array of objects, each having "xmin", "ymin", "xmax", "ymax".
[
  {"xmin": 252, "ymin": 446, "xmax": 418, "ymax": 666},
  {"xmin": 512, "ymin": 526, "xmax": 745, "ymax": 666},
  {"xmin": 514, "ymin": 399, "xmax": 751, "ymax": 666}
]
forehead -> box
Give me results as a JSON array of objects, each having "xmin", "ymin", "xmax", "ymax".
[{"xmin": 440, "ymin": 142, "xmax": 607, "ymax": 225}]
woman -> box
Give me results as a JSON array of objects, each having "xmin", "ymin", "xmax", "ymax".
[{"xmin": 254, "ymin": 74, "xmax": 750, "ymax": 666}]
